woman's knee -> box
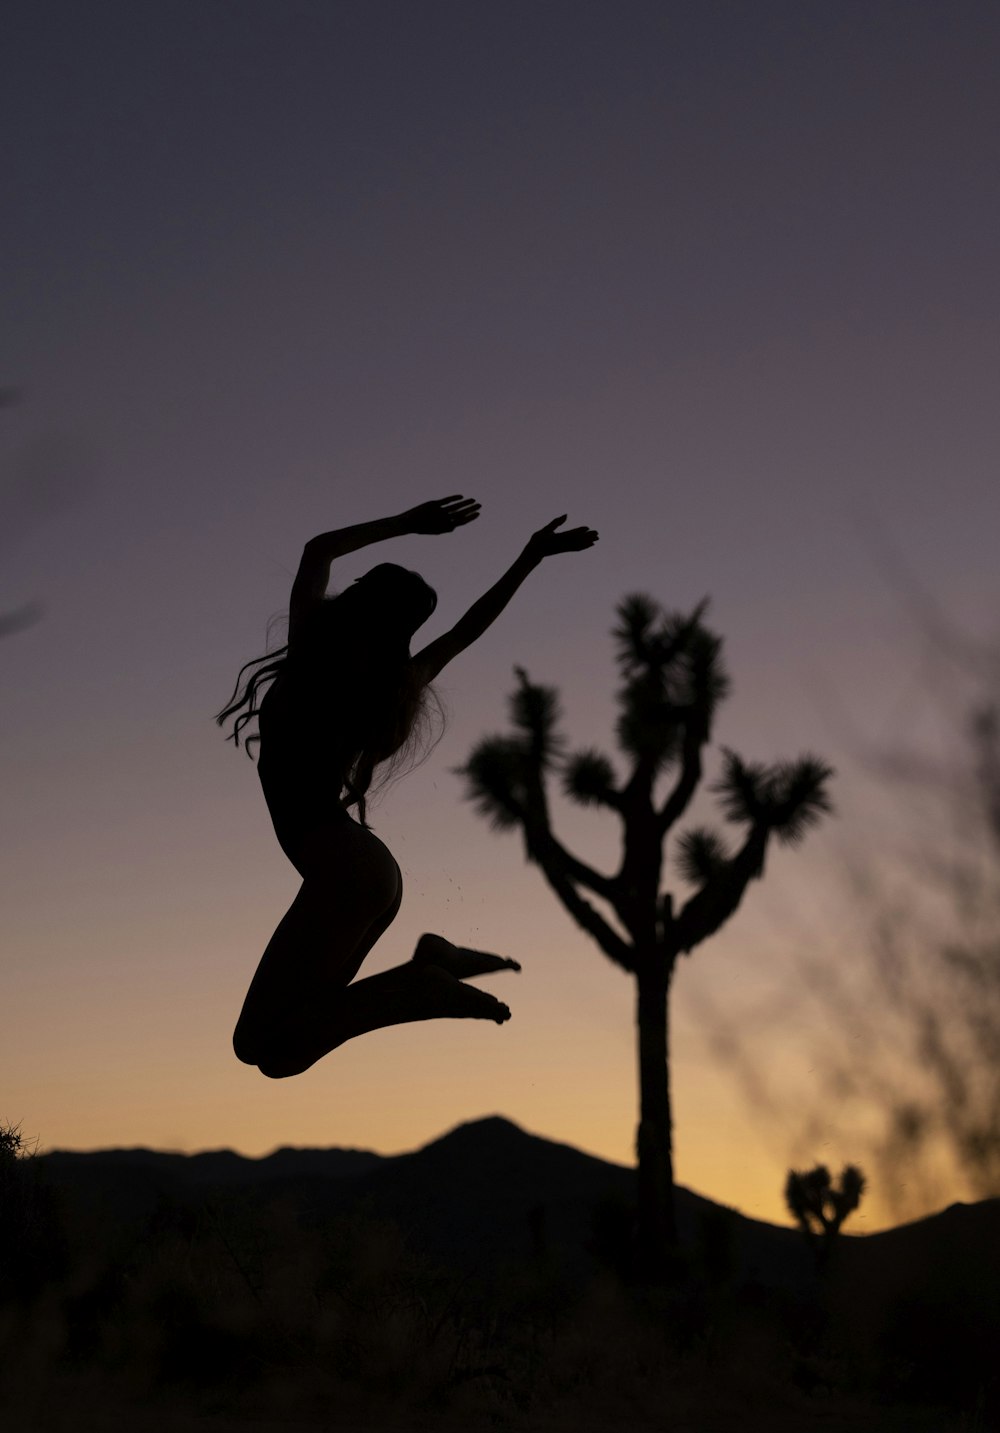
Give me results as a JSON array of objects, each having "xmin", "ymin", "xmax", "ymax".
[
  {"xmin": 234, "ymin": 1027, "xmax": 298, "ymax": 1079},
  {"xmin": 256, "ymin": 1053, "xmax": 298, "ymax": 1079},
  {"xmin": 232, "ymin": 1022, "xmax": 259, "ymax": 1067}
]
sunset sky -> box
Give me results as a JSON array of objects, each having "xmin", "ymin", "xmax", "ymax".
[{"xmin": 3, "ymin": 0, "xmax": 999, "ymax": 1230}]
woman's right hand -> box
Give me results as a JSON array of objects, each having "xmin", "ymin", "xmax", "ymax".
[
  {"xmin": 402, "ymin": 495, "xmax": 482, "ymax": 534},
  {"xmin": 525, "ymin": 515, "xmax": 599, "ymax": 561}
]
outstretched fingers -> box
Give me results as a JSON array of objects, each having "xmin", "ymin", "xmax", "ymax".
[
  {"xmin": 559, "ymin": 524, "xmax": 599, "ymax": 550},
  {"xmin": 405, "ymin": 495, "xmax": 482, "ymax": 534},
  {"xmin": 438, "ymin": 495, "xmax": 481, "ymax": 527},
  {"xmin": 526, "ymin": 514, "xmax": 599, "ymax": 558}
]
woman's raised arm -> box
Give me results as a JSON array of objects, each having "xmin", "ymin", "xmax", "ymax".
[
  {"xmin": 289, "ymin": 496, "xmax": 481, "ymax": 639},
  {"xmin": 411, "ymin": 515, "xmax": 598, "ymax": 684}
]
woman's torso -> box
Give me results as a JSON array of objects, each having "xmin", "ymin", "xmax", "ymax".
[{"xmin": 257, "ymin": 670, "xmax": 355, "ymax": 845}]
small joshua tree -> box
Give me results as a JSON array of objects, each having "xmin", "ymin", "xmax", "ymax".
[
  {"xmin": 785, "ymin": 1163, "xmax": 866, "ymax": 1269},
  {"xmin": 457, "ymin": 594, "xmax": 834, "ymax": 1271}
]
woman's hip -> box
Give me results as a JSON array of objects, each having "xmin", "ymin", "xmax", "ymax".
[{"xmin": 279, "ymin": 814, "xmax": 402, "ymax": 901}]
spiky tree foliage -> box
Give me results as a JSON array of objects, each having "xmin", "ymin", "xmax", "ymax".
[
  {"xmin": 456, "ymin": 594, "xmax": 834, "ymax": 1272},
  {"xmin": 785, "ymin": 1163, "xmax": 866, "ymax": 1269}
]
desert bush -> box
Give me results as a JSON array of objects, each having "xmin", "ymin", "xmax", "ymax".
[
  {"xmin": 1, "ymin": 1170, "xmax": 985, "ymax": 1431},
  {"xmin": 0, "ymin": 1121, "xmax": 66, "ymax": 1303}
]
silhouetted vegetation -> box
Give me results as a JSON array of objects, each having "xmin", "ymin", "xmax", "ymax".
[
  {"xmin": 785, "ymin": 1164, "xmax": 865, "ymax": 1270},
  {"xmin": 0, "ymin": 1121, "xmax": 65, "ymax": 1304},
  {"xmin": 457, "ymin": 595, "xmax": 833, "ymax": 1272},
  {"xmin": 0, "ymin": 1125, "xmax": 991, "ymax": 1431},
  {"xmin": 857, "ymin": 698, "xmax": 999, "ymax": 1211},
  {"xmin": 787, "ymin": 613, "xmax": 1000, "ymax": 1221}
]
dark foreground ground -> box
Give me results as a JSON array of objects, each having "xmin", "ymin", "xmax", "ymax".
[{"xmin": 1, "ymin": 1120, "xmax": 996, "ymax": 1431}]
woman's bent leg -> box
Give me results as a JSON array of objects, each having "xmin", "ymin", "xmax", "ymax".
[
  {"xmin": 255, "ymin": 960, "xmax": 511, "ymax": 1079},
  {"xmin": 233, "ymin": 821, "xmax": 516, "ymax": 1080},
  {"xmin": 233, "ymin": 821, "xmax": 401, "ymax": 1067}
]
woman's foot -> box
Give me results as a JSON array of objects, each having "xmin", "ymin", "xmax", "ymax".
[
  {"xmin": 409, "ymin": 961, "xmax": 511, "ymax": 1023},
  {"xmin": 255, "ymin": 960, "xmax": 510, "ymax": 1072},
  {"xmin": 413, "ymin": 932, "xmax": 521, "ymax": 979}
]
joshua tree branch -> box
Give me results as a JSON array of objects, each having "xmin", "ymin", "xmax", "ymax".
[
  {"xmin": 622, "ymin": 752, "xmax": 659, "ymax": 811},
  {"xmin": 670, "ymin": 822, "xmax": 769, "ymax": 955},
  {"xmin": 657, "ymin": 722, "xmax": 705, "ymax": 836},
  {"xmin": 521, "ymin": 796, "xmax": 618, "ymax": 902},
  {"xmin": 557, "ymin": 843, "xmax": 618, "ymax": 901},
  {"xmin": 522, "ymin": 821, "xmax": 635, "ymax": 972}
]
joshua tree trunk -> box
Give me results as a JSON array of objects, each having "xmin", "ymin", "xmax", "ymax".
[{"xmin": 636, "ymin": 962, "xmax": 675, "ymax": 1263}]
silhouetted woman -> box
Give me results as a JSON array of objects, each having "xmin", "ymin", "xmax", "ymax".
[{"xmin": 217, "ymin": 497, "xmax": 598, "ymax": 1078}]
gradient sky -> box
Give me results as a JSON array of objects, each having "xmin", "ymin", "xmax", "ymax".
[{"xmin": 3, "ymin": 0, "xmax": 999, "ymax": 1230}]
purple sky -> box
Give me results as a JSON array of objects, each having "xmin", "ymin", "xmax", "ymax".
[{"xmin": 3, "ymin": 0, "xmax": 999, "ymax": 1227}]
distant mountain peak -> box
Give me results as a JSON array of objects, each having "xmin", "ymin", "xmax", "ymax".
[{"xmin": 441, "ymin": 1114, "xmax": 525, "ymax": 1140}]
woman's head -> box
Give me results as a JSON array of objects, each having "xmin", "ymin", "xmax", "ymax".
[
  {"xmin": 216, "ymin": 565, "xmax": 443, "ymax": 827},
  {"xmin": 290, "ymin": 563, "xmax": 436, "ymax": 666},
  {"xmin": 349, "ymin": 563, "xmax": 437, "ymax": 643}
]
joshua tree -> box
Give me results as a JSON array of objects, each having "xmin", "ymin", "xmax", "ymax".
[
  {"xmin": 457, "ymin": 594, "xmax": 834, "ymax": 1269},
  {"xmin": 785, "ymin": 1163, "xmax": 865, "ymax": 1268}
]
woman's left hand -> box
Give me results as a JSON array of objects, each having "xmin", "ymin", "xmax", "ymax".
[
  {"xmin": 524, "ymin": 515, "xmax": 599, "ymax": 560},
  {"xmin": 402, "ymin": 495, "xmax": 482, "ymax": 534}
]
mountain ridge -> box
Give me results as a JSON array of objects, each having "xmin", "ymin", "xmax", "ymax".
[
  {"xmin": 31, "ymin": 1112, "xmax": 1000, "ymax": 1370},
  {"xmin": 38, "ymin": 1111, "xmax": 991, "ymax": 1240}
]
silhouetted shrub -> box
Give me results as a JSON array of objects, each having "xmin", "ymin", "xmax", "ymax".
[
  {"xmin": 0, "ymin": 1121, "xmax": 66, "ymax": 1303},
  {"xmin": 1, "ymin": 1164, "xmax": 987, "ymax": 1431}
]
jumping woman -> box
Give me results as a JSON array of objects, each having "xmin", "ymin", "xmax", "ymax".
[{"xmin": 217, "ymin": 497, "xmax": 598, "ymax": 1078}]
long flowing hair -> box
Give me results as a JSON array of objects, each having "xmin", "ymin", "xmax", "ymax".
[{"xmin": 216, "ymin": 568, "xmax": 445, "ymax": 827}]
